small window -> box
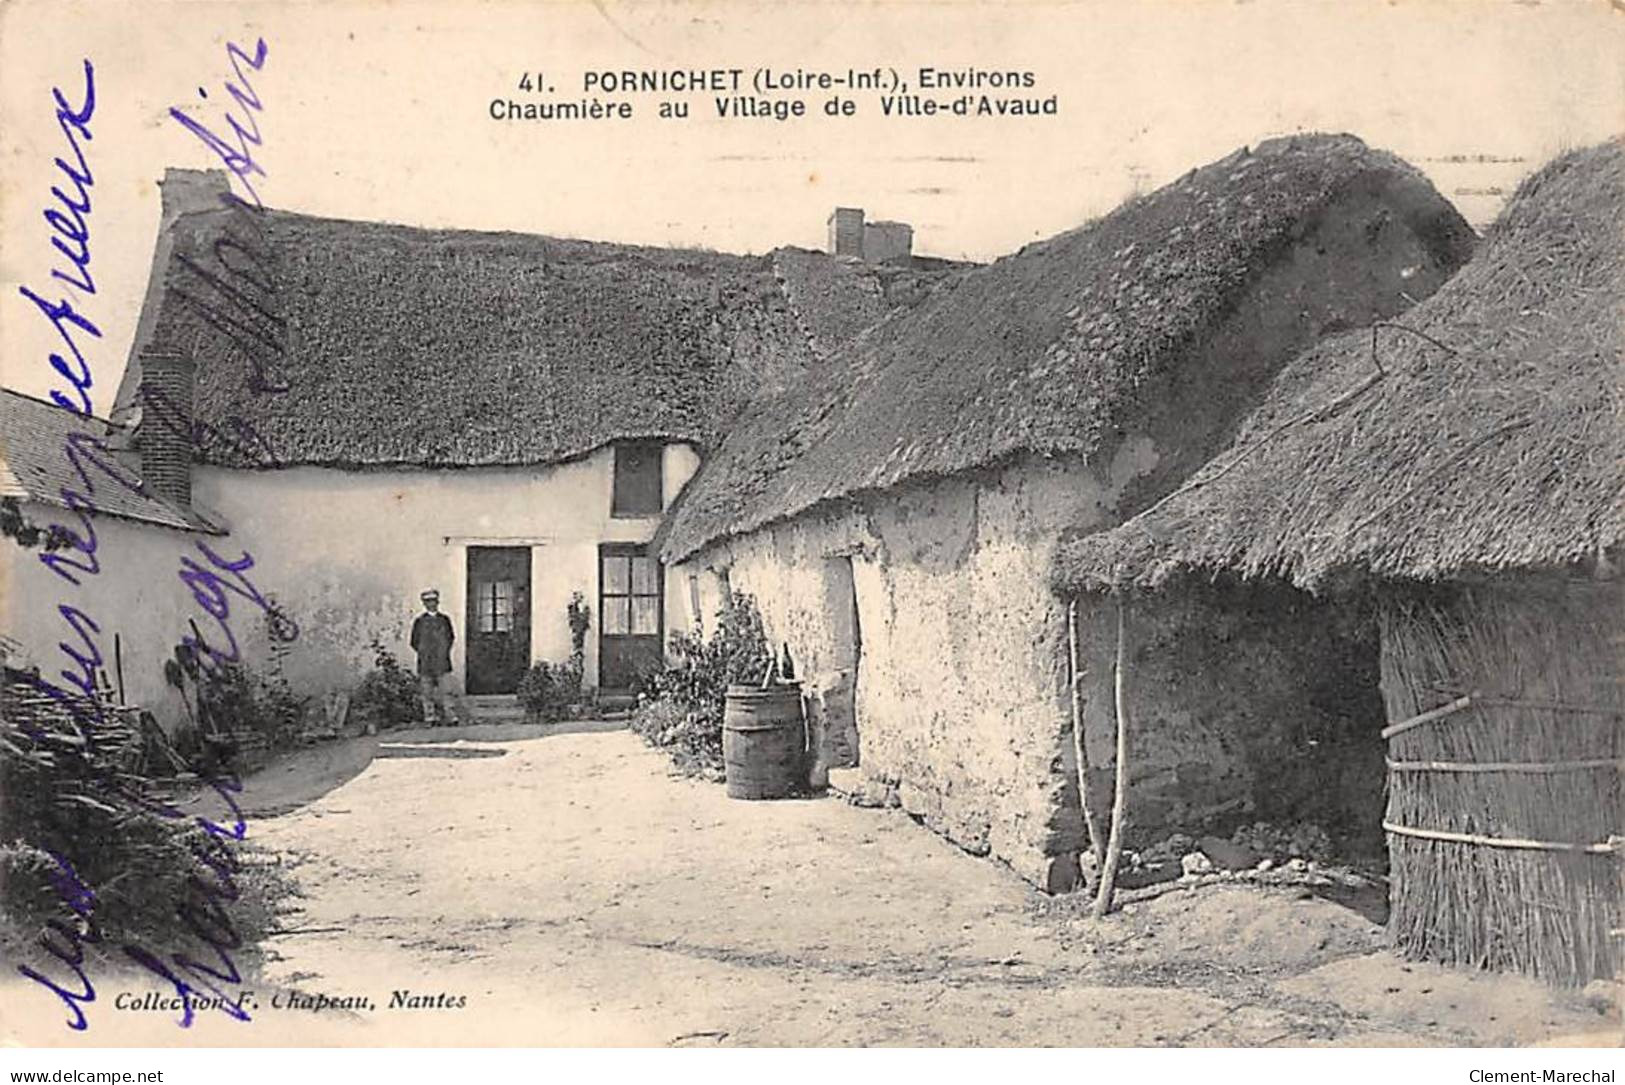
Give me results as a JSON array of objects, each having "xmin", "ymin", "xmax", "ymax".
[
  {"xmin": 475, "ymin": 580, "xmax": 515, "ymax": 633},
  {"xmin": 600, "ymin": 547, "xmax": 662, "ymax": 638},
  {"xmin": 687, "ymin": 574, "xmax": 703, "ymax": 632},
  {"xmin": 612, "ymin": 441, "xmax": 664, "ymax": 518}
]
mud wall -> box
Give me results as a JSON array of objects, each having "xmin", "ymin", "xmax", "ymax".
[
  {"xmin": 665, "ymin": 177, "xmax": 1460, "ymax": 890},
  {"xmin": 682, "ymin": 452, "xmax": 1154, "ymax": 891},
  {"xmin": 1073, "ymin": 584, "xmax": 1387, "ymax": 856}
]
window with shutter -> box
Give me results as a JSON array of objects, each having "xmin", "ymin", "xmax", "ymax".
[{"xmin": 612, "ymin": 441, "xmax": 664, "ymax": 517}]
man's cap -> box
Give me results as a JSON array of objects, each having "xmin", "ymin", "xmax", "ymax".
[{"xmin": 420, "ymin": 589, "xmax": 440, "ymax": 601}]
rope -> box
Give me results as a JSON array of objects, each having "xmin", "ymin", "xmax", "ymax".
[
  {"xmin": 1387, "ymin": 757, "xmax": 1625, "ymax": 774},
  {"xmin": 1382, "ymin": 822, "xmax": 1620, "ymax": 855},
  {"xmin": 1346, "ymin": 416, "xmax": 1535, "ymax": 536}
]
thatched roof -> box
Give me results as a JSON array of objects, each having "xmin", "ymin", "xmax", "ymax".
[
  {"xmin": 137, "ymin": 203, "xmax": 944, "ymax": 468},
  {"xmin": 1053, "ymin": 140, "xmax": 1624, "ymax": 595},
  {"xmin": 659, "ymin": 134, "xmax": 1475, "ymax": 562},
  {"xmin": 0, "ymin": 388, "xmax": 215, "ymax": 533}
]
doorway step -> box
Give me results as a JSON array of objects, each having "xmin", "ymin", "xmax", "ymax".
[
  {"xmin": 466, "ymin": 694, "xmax": 526, "ymax": 724},
  {"xmin": 596, "ymin": 691, "xmax": 637, "ymax": 717}
]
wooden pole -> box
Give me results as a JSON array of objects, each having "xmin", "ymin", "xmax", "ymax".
[
  {"xmin": 113, "ymin": 633, "xmax": 126, "ymax": 706},
  {"xmin": 1066, "ymin": 599, "xmax": 1105, "ymax": 877},
  {"xmin": 1093, "ymin": 598, "xmax": 1132, "ymax": 919}
]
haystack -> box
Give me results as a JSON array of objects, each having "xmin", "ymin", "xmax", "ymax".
[{"xmin": 1053, "ymin": 140, "xmax": 1623, "ymax": 985}]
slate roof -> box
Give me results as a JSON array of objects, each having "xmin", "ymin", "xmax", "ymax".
[{"xmin": 0, "ymin": 388, "xmax": 217, "ymax": 533}]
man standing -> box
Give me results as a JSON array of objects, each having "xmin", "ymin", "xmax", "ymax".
[{"xmin": 410, "ymin": 589, "xmax": 455, "ymax": 726}]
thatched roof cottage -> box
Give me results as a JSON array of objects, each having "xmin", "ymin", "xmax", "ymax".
[
  {"xmin": 1054, "ymin": 140, "xmax": 1622, "ymax": 982},
  {"xmin": 659, "ymin": 134, "xmax": 1476, "ymax": 890},
  {"xmin": 109, "ymin": 170, "xmax": 954, "ymax": 705}
]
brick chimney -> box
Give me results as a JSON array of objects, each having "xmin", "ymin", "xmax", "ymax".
[
  {"xmin": 827, "ymin": 207, "xmax": 914, "ymax": 264},
  {"xmin": 864, "ymin": 220, "xmax": 914, "ymax": 264},
  {"xmin": 827, "ymin": 207, "xmax": 864, "ymax": 258},
  {"xmin": 137, "ymin": 348, "xmax": 197, "ymax": 509}
]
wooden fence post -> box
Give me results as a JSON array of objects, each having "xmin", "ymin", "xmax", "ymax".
[{"xmin": 1092, "ymin": 598, "xmax": 1133, "ymax": 919}]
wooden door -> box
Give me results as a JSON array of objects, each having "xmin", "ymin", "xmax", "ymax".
[
  {"xmin": 599, "ymin": 543, "xmax": 663, "ymax": 691},
  {"xmin": 465, "ymin": 546, "xmax": 531, "ymax": 695},
  {"xmin": 820, "ymin": 556, "xmax": 862, "ymax": 767}
]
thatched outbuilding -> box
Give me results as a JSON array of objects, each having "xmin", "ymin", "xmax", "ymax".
[
  {"xmin": 1054, "ymin": 141, "xmax": 1623, "ymax": 983},
  {"xmin": 660, "ymin": 134, "xmax": 1475, "ymax": 890}
]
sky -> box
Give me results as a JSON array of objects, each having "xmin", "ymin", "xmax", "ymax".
[{"xmin": 1, "ymin": 0, "xmax": 1621, "ymax": 411}]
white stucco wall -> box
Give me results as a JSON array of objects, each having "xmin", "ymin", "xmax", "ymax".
[
  {"xmin": 3, "ymin": 500, "xmax": 207, "ymax": 727},
  {"xmin": 676, "ymin": 450, "xmax": 1152, "ymax": 891},
  {"xmin": 187, "ymin": 441, "xmax": 699, "ymax": 697}
]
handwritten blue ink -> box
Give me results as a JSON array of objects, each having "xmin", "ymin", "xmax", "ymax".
[
  {"xmin": 12, "ymin": 39, "xmax": 289, "ymax": 1032},
  {"xmin": 168, "ymin": 39, "xmax": 269, "ymax": 207},
  {"xmin": 12, "ymin": 850, "xmax": 99, "ymax": 1032},
  {"xmin": 16, "ymin": 60, "xmax": 97, "ymax": 417}
]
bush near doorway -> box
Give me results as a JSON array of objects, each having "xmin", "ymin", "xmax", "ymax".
[
  {"xmin": 518, "ymin": 659, "xmax": 580, "ymax": 722},
  {"xmin": 517, "ymin": 593, "xmax": 594, "ymax": 722},
  {"xmin": 630, "ymin": 592, "xmax": 773, "ymax": 775},
  {"xmin": 351, "ymin": 639, "xmax": 424, "ymax": 732}
]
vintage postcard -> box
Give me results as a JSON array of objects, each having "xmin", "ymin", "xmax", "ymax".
[{"xmin": 0, "ymin": 0, "xmax": 1621, "ymax": 1060}]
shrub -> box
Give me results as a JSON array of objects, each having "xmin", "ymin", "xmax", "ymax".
[
  {"xmin": 627, "ymin": 696, "xmax": 719, "ymax": 775},
  {"xmin": 350, "ymin": 639, "xmax": 423, "ymax": 732},
  {"xmin": 567, "ymin": 591, "xmax": 591, "ymax": 666},
  {"xmin": 516, "ymin": 594, "xmax": 593, "ymax": 722},
  {"xmin": 164, "ymin": 640, "xmax": 304, "ymax": 757},
  {"xmin": 0, "ymin": 674, "xmax": 297, "ymax": 983},
  {"xmin": 631, "ymin": 592, "xmax": 773, "ymax": 774},
  {"xmin": 517, "ymin": 658, "xmax": 581, "ymax": 722},
  {"xmin": 0, "ymin": 822, "xmax": 293, "ymax": 960}
]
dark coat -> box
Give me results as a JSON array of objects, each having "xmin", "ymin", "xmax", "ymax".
[{"xmin": 410, "ymin": 612, "xmax": 455, "ymax": 677}]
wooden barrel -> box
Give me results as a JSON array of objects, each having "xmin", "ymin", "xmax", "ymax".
[{"xmin": 723, "ymin": 684, "xmax": 807, "ymax": 800}]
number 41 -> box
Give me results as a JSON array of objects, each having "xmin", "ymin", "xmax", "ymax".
[{"xmin": 517, "ymin": 72, "xmax": 545, "ymax": 92}]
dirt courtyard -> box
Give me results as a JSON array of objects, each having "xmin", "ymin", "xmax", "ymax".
[{"xmin": 36, "ymin": 722, "xmax": 1620, "ymax": 1047}]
